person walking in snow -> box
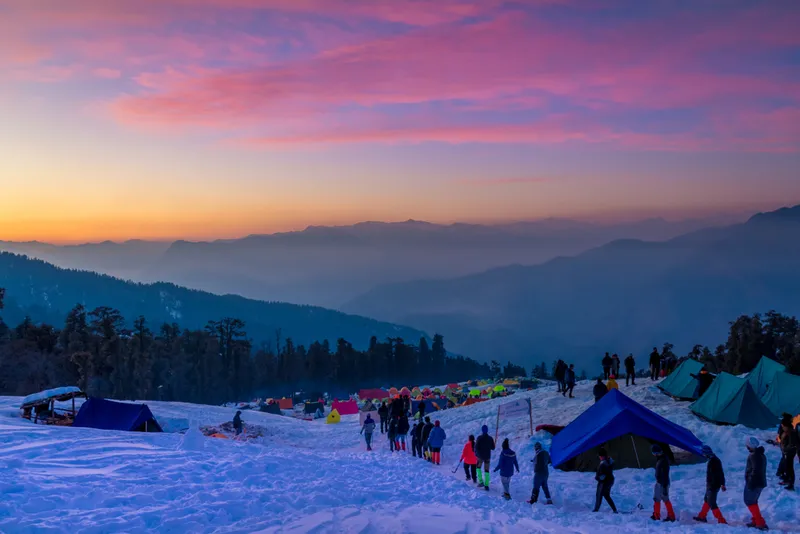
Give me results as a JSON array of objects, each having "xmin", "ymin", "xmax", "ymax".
[
  {"xmin": 555, "ymin": 360, "xmax": 567, "ymax": 393},
  {"xmin": 602, "ymin": 353, "xmax": 613, "ymax": 380},
  {"xmin": 397, "ymin": 413, "xmax": 410, "ymax": 452},
  {"xmin": 593, "ymin": 378, "xmax": 608, "ymax": 403},
  {"xmin": 427, "ymin": 420, "xmax": 447, "ymax": 465},
  {"xmin": 378, "ymin": 402, "xmax": 389, "ymax": 434},
  {"xmin": 360, "ymin": 414, "xmax": 376, "ymax": 451},
  {"xmin": 694, "ymin": 445, "xmax": 727, "ymax": 524},
  {"xmin": 651, "ymin": 445, "xmax": 676, "ymax": 522},
  {"xmin": 460, "ymin": 435, "xmax": 478, "ymax": 483},
  {"xmin": 744, "ymin": 437, "xmax": 769, "ymax": 530},
  {"xmin": 779, "ymin": 413, "xmax": 798, "ymax": 490},
  {"xmin": 421, "ymin": 417, "xmax": 434, "ymax": 461},
  {"xmin": 413, "ymin": 420, "xmax": 425, "ymax": 458},
  {"xmin": 493, "ymin": 438, "xmax": 520, "ymax": 500},
  {"xmin": 475, "ymin": 425, "xmax": 496, "ymax": 490},
  {"xmin": 563, "ymin": 364, "xmax": 576, "ymax": 398},
  {"xmin": 593, "ymin": 448, "xmax": 618, "ymax": 513},
  {"xmin": 410, "ymin": 422, "xmax": 419, "ymax": 457},
  {"xmin": 387, "ymin": 416, "xmax": 399, "ymax": 452},
  {"xmin": 528, "ymin": 442, "xmax": 553, "ymax": 505},
  {"xmin": 649, "ymin": 348, "xmax": 661, "ymax": 381},
  {"xmin": 606, "ymin": 375, "xmax": 619, "ymax": 391},
  {"xmin": 611, "ymin": 354, "xmax": 621, "ymax": 378},
  {"xmin": 233, "ymin": 410, "xmax": 243, "ymax": 436},
  {"xmin": 624, "ymin": 354, "xmax": 636, "ymax": 386}
]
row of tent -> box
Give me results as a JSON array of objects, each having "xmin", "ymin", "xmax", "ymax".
[
  {"xmin": 659, "ymin": 357, "xmax": 800, "ymax": 430},
  {"xmin": 358, "ymin": 380, "xmax": 536, "ymax": 403}
]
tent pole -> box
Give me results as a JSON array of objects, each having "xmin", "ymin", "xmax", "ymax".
[{"xmin": 630, "ymin": 435, "xmax": 642, "ymax": 469}]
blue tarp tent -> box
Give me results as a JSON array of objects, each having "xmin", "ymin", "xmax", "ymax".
[
  {"xmin": 412, "ymin": 398, "xmax": 448, "ymax": 415},
  {"xmin": 73, "ymin": 398, "xmax": 162, "ymax": 432},
  {"xmin": 551, "ymin": 389, "xmax": 703, "ymax": 470}
]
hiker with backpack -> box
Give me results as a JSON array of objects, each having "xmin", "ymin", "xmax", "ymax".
[
  {"xmin": 378, "ymin": 402, "xmax": 389, "ymax": 433},
  {"xmin": 528, "ymin": 442, "xmax": 553, "ymax": 505},
  {"xmin": 427, "ymin": 420, "xmax": 446, "ymax": 465},
  {"xmin": 693, "ymin": 445, "xmax": 727, "ymax": 524},
  {"xmin": 360, "ymin": 414, "xmax": 376, "ymax": 451},
  {"xmin": 475, "ymin": 425, "xmax": 496, "ymax": 490},
  {"xmin": 593, "ymin": 448, "xmax": 618, "ymax": 513},
  {"xmin": 460, "ymin": 435, "xmax": 478, "ymax": 483},
  {"xmin": 493, "ymin": 438, "xmax": 520, "ymax": 500},
  {"xmin": 651, "ymin": 445, "xmax": 676, "ymax": 522},
  {"xmin": 397, "ymin": 414, "xmax": 410, "ymax": 452},
  {"xmin": 744, "ymin": 437, "xmax": 769, "ymax": 530}
]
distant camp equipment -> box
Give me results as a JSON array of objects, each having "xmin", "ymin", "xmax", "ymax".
[
  {"xmin": 73, "ymin": 398, "xmax": 163, "ymax": 432},
  {"xmin": 20, "ymin": 386, "xmax": 86, "ymax": 425},
  {"xmin": 358, "ymin": 388, "xmax": 389, "ymax": 401},
  {"xmin": 326, "ymin": 409, "xmax": 341, "ymax": 424},
  {"xmin": 278, "ymin": 398, "xmax": 294, "ymax": 410},
  {"xmin": 303, "ymin": 401, "xmax": 324, "ymax": 415},
  {"xmin": 260, "ymin": 402, "xmax": 281, "ymax": 415},
  {"xmin": 331, "ymin": 399, "xmax": 358, "ymax": 415}
]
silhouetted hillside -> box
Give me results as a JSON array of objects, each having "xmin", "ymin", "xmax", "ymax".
[
  {"xmin": 344, "ymin": 205, "xmax": 800, "ymax": 368},
  {"xmin": 0, "ymin": 253, "xmax": 427, "ymax": 350}
]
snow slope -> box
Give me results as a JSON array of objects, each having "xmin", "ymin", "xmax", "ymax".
[{"xmin": 1, "ymin": 380, "xmax": 797, "ymax": 533}]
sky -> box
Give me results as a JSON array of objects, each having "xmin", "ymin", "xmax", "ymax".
[{"xmin": 1, "ymin": 0, "xmax": 799, "ymax": 243}]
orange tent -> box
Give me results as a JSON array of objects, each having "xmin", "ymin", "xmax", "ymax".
[
  {"xmin": 278, "ymin": 398, "xmax": 293, "ymax": 410},
  {"xmin": 389, "ymin": 387, "xmax": 399, "ymax": 396},
  {"xmin": 463, "ymin": 397, "xmax": 487, "ymax": 407}
]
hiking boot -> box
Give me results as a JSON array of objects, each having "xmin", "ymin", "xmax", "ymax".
[
  {"xmin": 693, "ymin": 516, "xmax": 707, "ymax": 523},
  {"xmin": 503, "ymin": 493, "xmax": 511, "ymax": 500},
  {"xmin": 664, "ymin": 517, "xmax": 676, "ymax": 523},
  {"xmin": 546, "ymin": 500, "xmax": 553, "ymax": 505},
  {"xmin": 527, "ymin": 499, "xmax": 536, "ymax": 505},
  {"xmin": 785, "ymin": 485, "xmax": 795, "ymax": 491},
  {"xmin": 485, "ymin": 485, "xmax": 490, "ymax": 491},
  {"xmin": 650, "ymin": 515, "xmax": 661, "ymax": 521}
]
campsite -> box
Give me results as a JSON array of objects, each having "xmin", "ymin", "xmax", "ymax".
[{"xmin": 1, "ymin": 373, "xmax": 798, "ymax": 533}]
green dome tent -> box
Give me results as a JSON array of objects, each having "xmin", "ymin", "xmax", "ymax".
[
  {"xmin": 760, "ymin": 371, "xmax": 800, "ymax": 418},
  {"xmin": 746, "ymin": 357, "xmax": 786, "ymax": 398},
  {"xmin": 690, "ymin": 372, "xmax": 777, "ymax": 430},
  {"xmin": 658, "ymin": 359, "xmax": 703, "ymax": 400},
  {"xmin": 469, "ymin": 388, "xmax": 481, "ymax": 397},
  {"xmin": 493, "ymin": 385, "xmax": 505, "ymax": 393}
]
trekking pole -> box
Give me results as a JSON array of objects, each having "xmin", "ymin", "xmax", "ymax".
[{"xmin": 451, "ymin": 460, "xmax": 463, "ymax": 474}]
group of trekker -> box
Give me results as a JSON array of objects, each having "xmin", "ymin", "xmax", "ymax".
[
  {"xmin": 600, "ymin": 352, "xmax": 638, "ymax": 386},
  {"xmin": 360, "ymin": 409, "xmax": 447, "ymax": 462},
  {"xmin": 648, "ymin": 347, "xmax": 679, "ymax": 381},
  {"xmin": 553, "ymin": 361, "xmax": 577, "ymax": 398}
]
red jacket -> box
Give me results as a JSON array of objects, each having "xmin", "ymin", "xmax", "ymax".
[{"xmin": 460, "ymin": 442, "xmax": 478, "ymax": 465}]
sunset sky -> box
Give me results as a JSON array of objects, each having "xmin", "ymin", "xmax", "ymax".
[{"xmin": 1, "ymin": 0, "xmax": 799, "ymax": 243}]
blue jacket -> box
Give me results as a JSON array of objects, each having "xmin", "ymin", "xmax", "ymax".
[
  {"xmin": 427, "ymin": 426, "xmax": 447, "ymax": 448},
  {"xmin": 493, "ymin": 448, "xmax": 520, "ymax": 477}
]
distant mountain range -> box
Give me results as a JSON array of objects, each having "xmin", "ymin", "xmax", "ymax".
[
  {"xmin": 343, "ymin": 206, "xmax": 800, "ymax": 370},
  {"xmin": 0, "ymin": 213, "xmax": 745, "ymax": 309},
  {"xmin": 0, "ymin": 253, "xmax": 428, "ymax": 350}
]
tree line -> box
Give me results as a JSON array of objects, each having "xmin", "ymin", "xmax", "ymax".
[{"xmin": 0, "ymin": 288, "xmax": 491, "ymax": 404}]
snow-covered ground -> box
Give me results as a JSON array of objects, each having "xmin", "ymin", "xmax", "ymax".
[{"xmin": 1, "ymin": 380, "xmax": 797, "ymax": 533}]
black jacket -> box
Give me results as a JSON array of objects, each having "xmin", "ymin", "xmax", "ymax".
[
  {"xmin": 413, "ymin": 422, "xmax": 424, "ymax": 441},
  {"xmin": 421, "ymin": 422, "xmax": 434, "ymax": 443},
  {"xmin": 625, "ymin": 356, "xmax": 636, "ymax": 371},
  {"xmin": 655, "ymin": 456, "xmax": 670, "ymax": 486},
  {"xmin": 745, "ymin": 447, "xmax": 767, "ymax": 490},
  {"xmin": 593, "ymin": 383, "xmax": 608, "ymax": 401},
  {"xmin": 780, "ymin": 422, "xmax": 799, "ymax": 451},
  {"xmin": 692, "ymin": 372, "xmax": 715, "ymax": 396},
  {"xmin": 397, "ymin": 415, "xmax": 410, "ymax": 434},
  {"xmin": 596, "ymin": 457, "xmax": 615, "ymax": 484},
  {"xmin": 565, "ymin": 368, "xmax": 576, "ymax": 385},
  {"xmin": 649, "ymin": 351, "xmax": 661, "ymax": 367},
  {"xmin": 233, "ymin": 413, "xmax": 242, "ymax": 430},
  {"xmin": 706, "ymin": 455, "xmax": 725, "ymax": 490},
  {"xmin": 602, "ymin": 355, "xmax": 613, "ymax": 368},
  {"xmin": 475, "ymin": 433, "xmax": 496, "ymax": 461},
  {"xmin": 555, "ymin": 362, "xmax": 566, "ymax": 380},
  {"xmin": 378, "ymin": 404, "xmax": 389, "ymax": 419}
]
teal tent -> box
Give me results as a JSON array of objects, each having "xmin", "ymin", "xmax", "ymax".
[
  {"xmin": 760, "ymin": 371, "xmax": 800, "ymax": 417},
  {"xmin": 658, "ymin": 359, "xmax": 703, "ymax": 400},
  {"xmin": 690, "ymin": 372, "xmax": 776, "ymax": 430},
  {"xmin": 746, "ymin": 357, "xmax": 786, "ymax": 398}
]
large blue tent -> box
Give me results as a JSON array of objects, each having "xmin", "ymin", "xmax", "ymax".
[
  {"xmin": 73, "ymin": 398, "xmax": 162, "ymax": 432},
  {"xmin": 551, "ymin": 389, "xmax": 703, "ymax": 470}
]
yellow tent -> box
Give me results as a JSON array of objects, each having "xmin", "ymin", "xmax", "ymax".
[{"xmin": 326, "ymin": 409, "xmax": 341, "ymax": 424}]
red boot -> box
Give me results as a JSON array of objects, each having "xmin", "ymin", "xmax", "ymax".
[
  {"xmin": 664, "ymin": 501, "xmax": 676, "ymax": 522},
  {"xmin": 651, "ymin": 502, "xmax": 661, "ymax": 521},
  {"xmin": 747, "ymin": 504, "xmax": 768, "ymax": 530},
  {"xmin": 395, "ymin": 440, "xmax": 400, "ymax": 450},
  {"xmin": 401, "ymin": 441, "xmax": 406, "ymax": 451},
  {"xmin": 711, "ymin": 508, "xmax": 727, "ymax": 524},
  {"xmin": 694, "ymin": 502, "xmax": 710, "ymax": 522}
]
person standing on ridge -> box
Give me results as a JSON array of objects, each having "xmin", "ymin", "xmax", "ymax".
[
  {"xmin": 427, "ymin": 420, "xmax": 447, "ymax": 465},
  {"xmin": 693, "ymin": 445, "xmax": 727, "ymax": 524},
  {"xmin": 593, "ymin": 448, "xmax": 617, "ymax": 513},
  {"xmin": 624, "ymin": 354, "xmax": 636, "ymax": 386},
  {"xmin": 378, "ymin": 401, "xmax": 389, "ymax": 434},
  {"xmin": 494, "ymin": 438, "xmax": 520, "ymax": 500},
  {"xmin": 397, "ymin": 413, "xmax": 410, "ymax": 452},
  {"xmin": 779, "ymin": 413, "xmax": 798, "ymax": 490},
  {"xmin": 651, "ymin": 445, "xmax": 676, "ymax": 522},
  {"xmin": 649, "ymin": 348, "xmax": 661, "ymax": 381},
  {"xmin": 611, "ymin": 353, "xmax": 621, "ymax": 378},
  {"xmin": 460, "ymin": 435, "xmax": 478, "ymax": 483},
  {"xmin": 602, "ymin": 352, "xmax": 613, "ymax": 380},
  {"xmin": 421, "ymin": 417, "xmax": 434, "ymax": 461},
  {"xmin": 563, "ymin": 364, "xmax": 576, "ymax": 398},
  {"xmin": 360, "ymin": 414, "xmax": 376, "ymax": 451},
  {"xmin": 555, "ymin": 360, "xmax": 566, "ymax": 393},
  {"xmin": 528, "ymin": 442, "xmax": 553, "ymax": 505},
  {"xmin": 593, "ymin": 378, "xmax": 607, "ymax": 403},
  {"xmin": 233, "ymin": 410, "xmax": 243, "ymax": 436},
  {"xmin": 744, "ymin": 437, "xmax": 768, "ymax": 530},
  {"xmin": 475, "ymin": 425, "xmax": 496, "ymax": 490}
]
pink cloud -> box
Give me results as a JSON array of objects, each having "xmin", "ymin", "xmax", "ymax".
[{"xmin": 92, "ymin": 67, "xmax": 122, "ymax": 79}]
